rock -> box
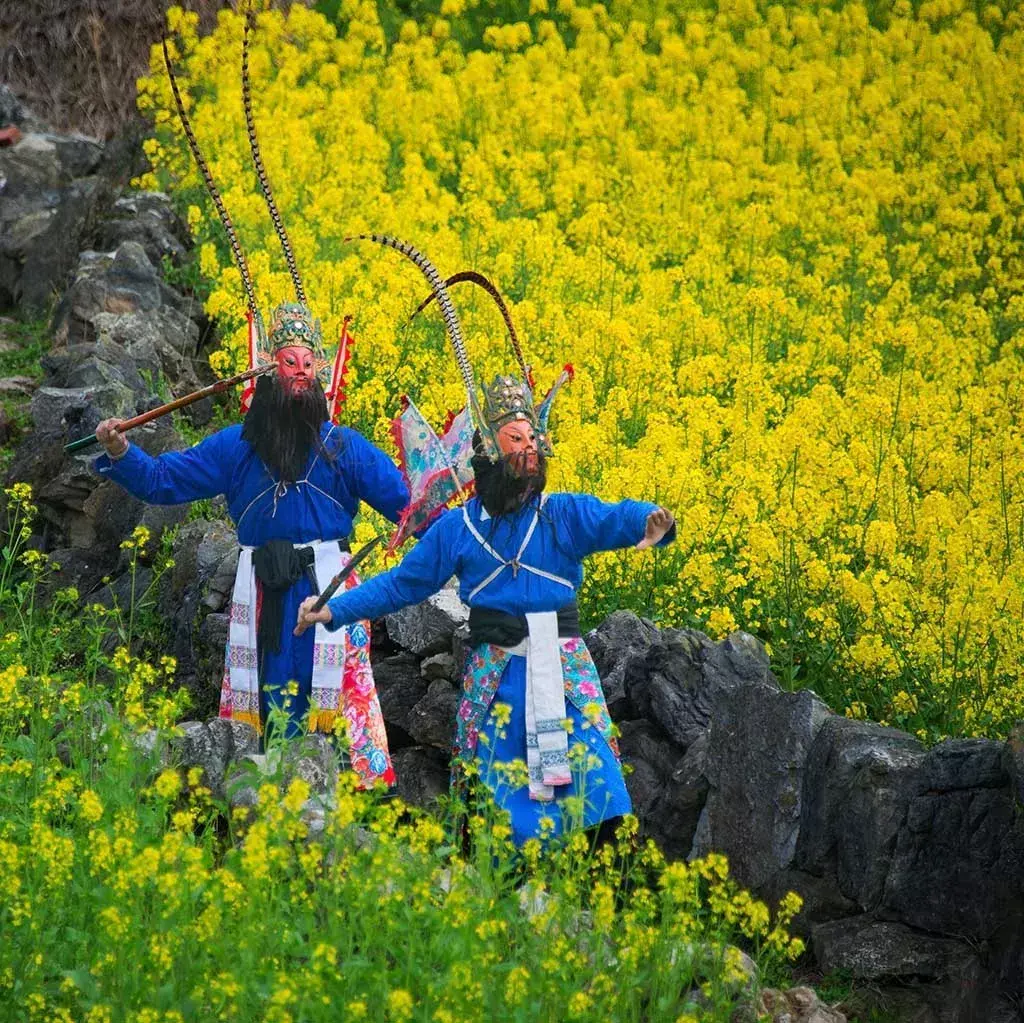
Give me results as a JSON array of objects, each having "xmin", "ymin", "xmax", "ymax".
[
  {"xmin": 158, "ymin": 520, "xmax": 239, "ymax": 720},
  {"xmin": 0, "ymin": 131, "xmax": 109, "ymax": 311},
  {"xmin": 658, "ymin": 732, "xmax": 710, "ymax": 860},
  {"xmin": 585, "ymin": 609, "xmax": 661, "ymax": 718},
  {"xmin": 618, "ymin": 717, "xmax": 684, "ymax": 826},
  {"xmin": 0, "ymin": 86, "xmax": 44, "ymax": 132},
  {"xmin": 0, "ymin": 133, "xmax": 60, "ymax": 193},
  {"xmin": 51, "ymin": 134, "xmax": 104, "ymax": 179},
  {"xmin": 281, "ymin": 733, "xmax": 338, "ymax": 797},
  {"xmin": 95, "ymin": 192, "xmax": 190, "ymax": 269},
  {"xmin": 385, "ymin": 583, "xmax": 469, "ymax": 656},
  {"xmin": 371, "ymin": 651, "xmax": 429, "ymax": 745},
  {"xmin": 43, "ymin": 337, "xmax": 149, "ymax": 392},
  {"xmin": 406, "ymin": 678, "xmax": 459, "ymax": 748},
  {"xmin": 756, "ymin": 986, "xmax": 847, "ymax": 1023},
  {"xmin": 0, "ymin": 406, "xmax": 16, "ymax": 445},
  {"xmin": 0, "ymin": 375, "xmax": 36, "ymax": 395},
  {"xmin": 636, "ymin": 627, "xmax": 779, "ymax": 750},
  {"xmin": 693, "ymin": 685, "xmax": 832, "ymax": 891},
  {"xmin": 51, "ymin": 241, "xmax": 202, "ymax": 351},
  {"xmin": 168, "ymin": 718, "xmax": 260, "ymax": 799},
  {"xmin": 1008, "ymin": 722, "xmax": 1024, "ymax": 806},
  {"xmin": 37, "ymin": 545, "xmax": 119, "ymax": 600},
  {"xmin": 420, "ymin": 651, "xmax": 457, "ymax": 683},
  {"xmin": 795, "ymin": 716, "xmax": 924, "ymax": 911},
  {"xmin": 812, "ymin": 916, "xmax": 976, "ymax": 983},
  {"xmin": 391, "ymin": 746, "xmax": 450, "ymax": 808},
  {"xmin": 881, "ymin": 738, "xmax": 1024, "ymax": 939}
]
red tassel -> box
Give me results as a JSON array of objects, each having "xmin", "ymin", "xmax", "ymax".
[
  {"xmin": 240, "ymin": 308, "xmax": 258, "ymax": 414},
  {"xmin": 328, "ymin": 316, "xmax": 355, "ymax": 424}
]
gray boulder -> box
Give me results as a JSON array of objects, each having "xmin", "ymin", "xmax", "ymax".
[
  {"xmin": 385, "ymin": 583, "xmax": 469, "ymax": 656},
  {"xmin": 168, "ymin": 718, "xmax": 258, "ymax": 799},
  {"xmin": 693, "ymin": 684, "xmax": 832, "ymax": 891},
  {"xmin": 0, "ymin": 131, "xmax": 111, "ymax": 312},
  {"xmin": 158, "ymin": 519, "xmax": 239, "ymax": 720},
  {"xmin": 94, "ymin": 192, "xmax": 190, "ymax": 269},
  {"xmin": 881, "ymin": 738, "xmax": 1024, "ymax": 939},
  {"xmin": 406, "ymin": 678, "xmax": 460, "ymax": 749},
  {"xmin": 392, "ymin": 746, "xmax": 451, "ymax": 809},
  {"xmin": 796, "ymin": 716, "xmax": 925, "ymax": 911},
  {"xmin": 585, "ymin": 609, "xmax": 661, "ymax": 718},
  {"xmin": 372, "ymin": 651, "xmax": 429, "ymax": 746}
]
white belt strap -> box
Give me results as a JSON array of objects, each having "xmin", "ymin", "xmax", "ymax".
[{"xmin": 523, "ymin": 611, "xmax": 571, "ymax": 801}]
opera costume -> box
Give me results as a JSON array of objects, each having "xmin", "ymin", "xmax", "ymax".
[
  {"xmin": 297, "ymin": 240, "xmax": 676, "ymax": 843},
  {"xmin": 91, "ymin": 22, "xmax": 404, "ymax": 787}
]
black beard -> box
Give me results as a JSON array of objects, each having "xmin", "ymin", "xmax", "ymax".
[
  {"xmin": 472, "ymin": 448, "xmax": 547, "ymax": 520},
  {"xmin": 242, "ymin": 374, "xmax": 329, "ymax": 483}
]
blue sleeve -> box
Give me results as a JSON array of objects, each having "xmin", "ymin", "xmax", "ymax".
[
  {"xmin": 557, "ymin": 493, "xmax": 676, "ymax": 560},
  {"xmin": 325, "ymin": 514, "xmax": 460, "ymax": 628},
  {"xmin": 338, "ymin": 428, "xmax": 410, "ymax": 525},
  {"xmin": 93, "ymin": 428, "xmax": 235, "ymax": 504}
]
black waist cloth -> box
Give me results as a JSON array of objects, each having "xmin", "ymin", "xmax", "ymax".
[
  {"xmin": 468, "ymin": 603, "xmax": 580, "ymax": 648},
  {"xmin": 252, "ymin": 539, "xmax": 319, "ymax": 656}
]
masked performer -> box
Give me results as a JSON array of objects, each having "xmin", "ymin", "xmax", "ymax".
[
  {"xmin": 91, "ymin": 23, "xmax": 403, "ymax": 788},
  {"xmin": 296, "ymin": 239, "xmax": 675, "ymax": 844}
]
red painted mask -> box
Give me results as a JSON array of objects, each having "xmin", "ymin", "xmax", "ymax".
[
  {"xmin": 275, "ymin": 346, "xmax": 316, "ymax": 394},
  {"xmin": 496, "ymin": 419, "xmax": 539, "ymax": 474}
]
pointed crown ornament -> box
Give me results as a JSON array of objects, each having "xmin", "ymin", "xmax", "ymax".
[{"xmin": 406, "ymin": 266, "xmax": 574, "ymax": 459}]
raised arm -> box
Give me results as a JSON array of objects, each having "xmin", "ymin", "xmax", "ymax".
[
  {"xmin": 557, "ymin": 493, "xmax": 676, "ymax": 560},
  {"xmin": 93, "ymin": 421, "xmax": 235, "ymax": 504},
  {"xmin": 296, "ymin": 513, "xmax": 461, "ymax": 634}
]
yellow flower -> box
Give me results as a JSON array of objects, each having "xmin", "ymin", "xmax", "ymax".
[
  {"xmin": 152, "ymin": 769, "xmax": 182, "ymax": 801},
  {"xmin": 386, "ymin": 989, "xmax": 414, "ymax": 1021}
]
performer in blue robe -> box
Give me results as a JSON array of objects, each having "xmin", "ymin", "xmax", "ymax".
[
  {"xmin": 94, "ymin": 304, "xmax": 409, "ymax": 789},
  {"xmin": 297, "ymin": 358, "xmax": 675, "ymax": 844},
  {"xmin": 90, "ymin": 36, "xmax": 413, "ymax": 787}
]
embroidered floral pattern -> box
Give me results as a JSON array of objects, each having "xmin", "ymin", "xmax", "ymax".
[{"xmin": 452, "ymin": 637, "xmax": 619, "ymax": 764}]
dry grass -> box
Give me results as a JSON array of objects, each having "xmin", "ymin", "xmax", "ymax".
[{"xmin": 0, "ymin": 0, "xmax": 305, "ymax": 138}]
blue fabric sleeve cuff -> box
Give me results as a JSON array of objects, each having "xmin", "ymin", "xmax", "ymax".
[
  {"xmin": 93, "ymin": 443, "xmax": 144, "ymax": 480},
  {"xmin": 324, "ymin": 595, "xmax": 348, "ymax": 632}
]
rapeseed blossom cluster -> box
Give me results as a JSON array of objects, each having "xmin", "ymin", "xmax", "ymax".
[
  {"xmin": 0, "ymin": 574, "xmax": 802, "ymax": 1022},
  {"xmin": 138, "ymin": 1, "xmax": 1024, "ymax": 740}
]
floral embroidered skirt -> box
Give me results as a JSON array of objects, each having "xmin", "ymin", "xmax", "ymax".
[{"xmin": 455, "ymin": 637, "xmax": 631, "ymax": 847}]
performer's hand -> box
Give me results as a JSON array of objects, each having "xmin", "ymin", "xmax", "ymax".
[
  {"xmin": 636, "ymin": 507, "xmax": 674, "ymax": 550},
  {"xmin": 96, "ymin": 418, "xmax": 129, "ymax": 459},
  {"xmin": 295, "ymin": 596, "xmax": 332, "ymax": 636}
]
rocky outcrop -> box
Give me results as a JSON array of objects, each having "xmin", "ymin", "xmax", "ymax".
[{"xmin": 2, "ymin": 109, "xmax": 204, "ymax": 594}]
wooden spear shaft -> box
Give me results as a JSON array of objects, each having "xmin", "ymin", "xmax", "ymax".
[{"xmin": 63, "ymin": 362, "xmax": 277, "ymax": 454}]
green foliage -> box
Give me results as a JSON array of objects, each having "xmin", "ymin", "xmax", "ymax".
[
  {"xmin": 0, "ymin": 481, "xmax": 809, "ymax": 1022},
  {"xmin": 0, "ymin": 316, "xmax": 49, "ymax": 473}
]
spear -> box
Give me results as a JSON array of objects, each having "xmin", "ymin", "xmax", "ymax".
[{"xmin": 63, "ymin": 362, "xmax": 277, "ymax": 454}]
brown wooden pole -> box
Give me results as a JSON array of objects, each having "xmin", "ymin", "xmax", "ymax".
[{"xmin": 64, "ymin": 363, "xmax": 277, "ymax": 453}]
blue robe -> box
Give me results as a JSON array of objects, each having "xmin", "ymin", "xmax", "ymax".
[
  {"xmin": 95, "ymin": 423, "xmax": 409, "ymax": 735},
  {"xmin": 325, "ymin": 492, "xmax": 674, "ymax": 844}
]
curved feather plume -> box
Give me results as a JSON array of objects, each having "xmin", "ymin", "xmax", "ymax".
[
  {"xmin": 348, "ymin": 234, "xmax": 484, "ymax": 430},
  {"xmin": 410, "ymin": 270, "xmax": 532, "ymax": 386},
  {"xmin": 162, "ymin": 37, "xmax": 258, "ymax": 318},
  {"xmin": 242, "ymin": 12, "xmax": 306, "ymax": 305}
]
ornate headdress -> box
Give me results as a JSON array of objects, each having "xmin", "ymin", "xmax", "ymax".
[
  {"xmin": 410, "ymin": 268, "xmax": 573, "ymax": 459},
  {"xmin": 162, "ymin": 15, "xmax": 351, "ymax": 419},
  {"xmin": 345, "ymin": 236, "xmax": 571, "ymax": 547}
]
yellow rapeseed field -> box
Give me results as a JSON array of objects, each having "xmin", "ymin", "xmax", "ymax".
[{"xmin": 137, "ymin": 0, "xmax": 1024, "ymax": 741}]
